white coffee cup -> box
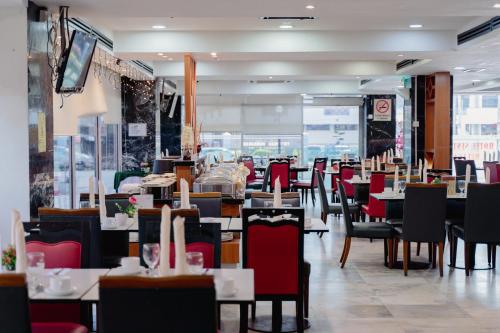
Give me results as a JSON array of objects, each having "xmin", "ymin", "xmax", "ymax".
[
  {"xmin": 49, "ymin": 276, "xmax": 71, "ymax": 292},
  {"xmin": 115, "ymin": 213, "xmax": 128, "ymax": 226},
  {"xmin": 121, "ymin": 257, "xmax": 140, "ymax": 272},
  {"xmin": 220, "ymin": 278, "xmax": 236, "ymax": 296}
]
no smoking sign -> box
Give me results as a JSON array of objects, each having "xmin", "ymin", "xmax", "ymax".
[{"xmin": 373, "ymin": 99, "xmax": 392, "ymax": 121}]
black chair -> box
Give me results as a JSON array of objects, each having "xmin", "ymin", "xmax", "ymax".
[
  {"xmin": 338, "ymin": 183, "xmax": 395, "ymax": 268},
  {"xmin": 38, "ymin": 208, "xmax": 104, "ymax": 268},
  {"xmin": 80, "ymin": 193, "xmax": 131, "ymax": 217},
  {"xmin": 0, "ymin": 274, "xmax": 88, "ymax": 333},
  {"xmin": 250, "ymin": 191, "xmax": 301, "ymax": 208},
  {"xmin": 138, "ymin": 208, "xmax": 221, "ymax": 268},
  {"xmin": 317, "ymin": 170, "xmax": 358, "ymax": 224},
  {"xmin": 99, "ymin": 275, "xmax": 217, "ymax": 333},
  {"xmin": 261, "ymin": 164, "xmax": 271, "ymax": 192},
  {"xmin": 173, "ymin": 192, "xmax": 222, "ymax": 217},
  {"xmin": 292, "ymin": 157, "xmax": 328, "ymax": 206},
  {"xmin": 452, "ymin": 183, "xmax": 500, "ymax": 276},
  {"xmin": 393, "ymin": 184, "xmax": 448, "ymax": 276},
  {"xmin": 242, "ymin": 207, "xmax": 305, "ymax": 332},
  {"xmin": 454, "ymin": 159, "xmax": 477, "ymax": 178}
]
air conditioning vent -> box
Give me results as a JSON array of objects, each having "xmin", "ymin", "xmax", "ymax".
[
  {"xmin": 396, "ymin": 59, "xmax": 420, "ymax": 71},
  {"xmin": 360, "ymin": 79, "xmax": 372, "ymax": 86},
  {"xmin": 249, "ymin": 80, "xmax": 292, "ymax": 84},
  {"xmin": 458, "ymin": 17, "xmax": 500, "ymax": 45},
  {"xmin": 261, "ymin": 17, "xmax": 316, "ymax": 21}
]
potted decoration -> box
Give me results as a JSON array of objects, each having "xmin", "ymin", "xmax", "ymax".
[
  {"xmin": 115, "ymin": 196, "xmax": 138, "ymax": 221},
  {"xmin": 2, "ymin": 245, "xmax": 16, "ymax": 271}
]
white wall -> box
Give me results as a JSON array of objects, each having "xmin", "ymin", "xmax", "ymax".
[{"xmin": 0, "ymin": 6, "xmax": 29, "ymax": 243}]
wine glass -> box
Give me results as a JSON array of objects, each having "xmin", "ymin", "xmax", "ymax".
[
  {"xmin": 186, "ymin": 252, "xmax": 204, "ymax": 274},
  {"xmin": 27, "ymin": 252, "xmax": 45, "ymax": 293},
  {"xmin": 142, "ymin": 243, "xmax": 160, "ymax": 276},
  {"xmin": 399, "ymin": 181, "xmax": 406, "ymax": 194},
  {"xmin": 457, "ymin": 180, "xmax": 466, "ymax": 195}
]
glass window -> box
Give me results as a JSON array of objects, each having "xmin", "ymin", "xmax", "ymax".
[
  {"xmin": 482, "ymin": 95, "xmax": 498, "ymax": 108},
  {"xmin": 53, "ymin": 136, "xmax": 72, "ymax": 209},
  {"xmin": 200, "ymin": 131, "xmax": 241, "ymax": 164},
  {"xmin": 100, "ymin": 119, "xmax": 119, "ymax": 193},
  {"xmin": 74, "ymin": 116, "xmax": 97, "ymax": 207},
  {"xmin": 303, "ymin": 106, "xmax": 360, "ymax": 164},
  {"xmin": 242, "ymin": 134, "xmax": 301, "ymax": 166}
]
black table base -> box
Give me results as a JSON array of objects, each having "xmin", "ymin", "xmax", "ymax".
[{"xmin": 249, "ymin": 316, "xmax": 310, "ymax": 333}]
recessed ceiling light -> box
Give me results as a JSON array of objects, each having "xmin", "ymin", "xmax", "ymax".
[
  {"xmin": 157, "ymin": 52, "xmax": 164, "ymax": 56},
  {"xmin": 356, "ymin": 76, "xmax": 361, "ymax": 79},
  {"xmin": 472, "ymin": 79, "xmax": 482, "ymax": 82},
  {"xmin": 454, "ymin": 66, "xmax": 466, "ymax": 70},
  {"xmin": 210, "ymin": 52, "xmax": 217, "ymax": 57},
  {"xmin": 397, "ymin": 54, "xmax": 404, "ymax": 57},
  {"xmin": 168, "ymin": 57, "xmax": 173, "ymax": 61},
  {"xmin": 269, "ymin": 76, "xmax": 273, "ymax": 79},
  {"xmin": 161, "ymin": 55, "xmax": 168, "ymax": 58},
  {"xmin": 152, "ymin": 25, "xmax": 166, "ymax": 29},
  {"xmin": 409, "ymin": 24, "xmax": 423, "ymax": 29},
  {"xmin": 279, "ymin": 23, "xmax": 294, "ymax": 29},
  {"xmin": 494, "ymin": 3, "xmax": 500, "ymax": 8},
  {"xmin": 305, "ymin": 5, "xmax": 315, "ymax": 9},
  {"xmin": 397, "ymin": 85, "xmax": 404, "ymax": 88}
]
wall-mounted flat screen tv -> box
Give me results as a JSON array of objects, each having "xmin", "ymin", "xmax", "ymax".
[{"xmin": 55, "ymin": 30, "xmax": 97, "ymax": 94}]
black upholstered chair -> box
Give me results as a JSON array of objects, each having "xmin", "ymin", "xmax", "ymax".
[
  {"xmin": 242, "ymin": 208, "xmax": 305, "ymax": 332},
  {"xmin": 338, "ymin": 183, "xmax": 394, "ymax": 268},
  {"xmin": 250, "ymin": 191, "xmax": 301, "ymax": 208},
  {"xmin": 38, "ymin": 208, "xmax": 104, "ymax": 268},
  {"xmin": 80, "ymin": 193, "xmax": 131, "ymax": 217},
  {"xmin": 173, "ymin": 192, "xmax": 222, "ymax": 217},
  {"xmin": 0, "ymin": 274, "xmax": 88, "ymax": 333},
  {"xmin": 454, "ymin": 159, "xmax": 477, "ymax": 178},
  {"xmin": 452, "ymin": 183, "xmax": 500, "ymax": 276},
  {"xmin": 393, "ymin": 184, "xmax": 448, "ymax": 276},
  {"xmin": 317, "ymin": 170, "xmax": 358, "ymax": 223},
  {"xmin": 138, "ymin": 208, "xmax": 220, "ymax": 268},
  {"xmin": 99, "ymin": 275, "xmax": 217, "ymax": 333}
]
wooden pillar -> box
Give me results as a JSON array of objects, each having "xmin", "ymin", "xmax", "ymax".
[
  {"xmin": 424, "ymin": 72, "xmax": 451, "ymax": 169},
  {"xmin": 184, "ymin": 54, "xmax": 197, "ymax": 147}
]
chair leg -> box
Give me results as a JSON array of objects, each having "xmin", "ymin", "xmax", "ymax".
[
  {"xmin": 488, "ymin": 244, "xmax": 492, "ymax": 267},
  {"xmin": 492, "ymin": 245, "xmax": 497, "ymax": 269},
  {"xmin": 388, "ymin": 238, "xmax": 394, "ymax": 269},
  {"xmin": 403, "ymin": 240, "xmax": 410, "ymax": 276},
  {"xmin": 384, "ymin": 239, "xmax": 388, "ymax": 266},
  {"xmin": 438, "ymin": 241, "xmax": 444, "ymax": 277},
  {"xmin": 303, "ymin": 272, "xmax": 310, "ymax": 319},
  {"xmin": 296, "ymin": 298, "xmax": 305, "ymax": 333},
  {"xmin": 251, "ymin": 301, "xmax": 256, "ymax": 320},
  {"xmin": 428, "ymin": 242, "xmax": 433, "ymax": 263},
  {"xmin": 271, "ymin": 300, "xmax": 282, "ymax": 333},
  {"xmin": 340, "ymin": 237, "xmax": 348, "ymax": 263},
  {"xmin": 394, "ymin": 238, "xmax": 399, "ymax": 263},
  {"xmin": 305, "ymin": 189, "xmax": 308, "ymax": 204},
  {"xmin": 416, "ymin": 242, "xmax": 421, "ymax": 256},
  {"xmin": 465, "ymin": 242, "xmax": 470, "ymax": 276},
  {"xmin": 432, "ymin": 243, "xmax": 437, "ymax": 269},
  {"xmin": 340, "ymin": 237, "xmax": 351, "ymax": 268},
  {"xmin": 311, "ymin": 187, "xmax": 316, "ymax": 206},
  {"xmin": 451, "ymin": 235, "xmax": 458, "ymax": 267},
  {"xmin": 301, "ymin": 189, "xmax": 305, "ymax": 203}
]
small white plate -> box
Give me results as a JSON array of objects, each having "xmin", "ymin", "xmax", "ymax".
[{"xmin": 45, "ymin": 286, "xmax": 77, "ymax": 297}]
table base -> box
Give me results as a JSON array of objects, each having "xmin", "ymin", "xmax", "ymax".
[{"xmin": 249, "ymin": 316, "xmax": 310, "ymax": 333}]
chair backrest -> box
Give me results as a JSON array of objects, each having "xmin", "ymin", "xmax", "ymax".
[
  {"xmin": 250, "ymin": 192, "xmax": 300, "ymax": 208},
  {"xmin": 338, "ymin": 183, "xmax": 354, "ymax": 236},
  {"xmin": 454, "ymin": 159, "xmax": 477, "ymax": 177},
  {"xmin": 26, "ymin": 241, "xmax": 81, "ymax": 269},
  {"xmin": 261, "ymin": 164, "xmax": 271, "ymax": 192},
  {"xmin": 173, "ymin": 192, "xmax": 222, "ymax": 218},
  {"xmin": 80, "ymin": 193, "xmax": 131, "ymax": 216},
  {"xmin": 99, "ymin": 275, "xmax": 217, "ymax": 333},
  {"xmin": 0, "ymin": 274, "xmax": 31, "ymax": 333},
  {"xmin": 402, "ymin": 184, "xmax": 447, "ymax": 242},
  {"xmin": 242, "ymin": 208, "xmax": 304, "ymax": 297},
  {"xmin": 269, "ymin": 160, "xmax": 290, "ymax": 191},
  {"xmin": 483, "ymin": 161, "xmax": 499, "ymax": 183},
  {"xmin": 366, "ymin": 172, "xmax": 386, "ymax": 217},
  {"xmin": 138, "ymin": 209, "xmax": 220, "ymax": 268},
  {"xmin": 311, "ymin": 157, "xmax": 328, "ymax": 187},
  {"xmin": 38, "ymin": 208, "xmax": 102, "ymax": 268},
  {"xmin": 239, "ymin": 156, "xmax": 257, "ymax": 182},
  {"xmin": 463, "ymin": 183, "xmax": 500, "ymax": 243},
  {"xmin": 315, "ymin": 170, "xmax": 330, "ymax": 216},
  {"xmin": 340, "ymin": 165, "xmax": 355, "ymax": 197}
]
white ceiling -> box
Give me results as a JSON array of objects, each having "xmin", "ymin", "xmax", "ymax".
[{"xmin": 33, "ymin": 0, "xmax": 500, "ymax": 93}]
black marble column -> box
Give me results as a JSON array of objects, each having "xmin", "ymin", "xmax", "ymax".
[
  {"xmin": 365, "ymin": 95, "xmax": 396, "ymax": 158},
  {"xmin": 28, "ymin": 2, "xmax": 54, "ymax": 216},
  {"xmin": 160, "ymin": 93, "xmax": 181, "ymax": 156}
]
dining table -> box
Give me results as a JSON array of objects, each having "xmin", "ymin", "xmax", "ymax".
[
  {"xmin": 26, "ymin": 268, "xmax": 255, "ymax": 333},
  {"xmin": 254, "ymin": 165, "xmax": 310, "ymax": 173}
]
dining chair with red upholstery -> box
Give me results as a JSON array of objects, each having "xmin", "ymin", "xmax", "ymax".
[
  {"xmin": 340, "ymin": 165, "xmax": 355, "ymax": 201},
  {"xmin": 239, "ymin": 155, "xmax": 263, "ymax": 189},
  {"xmin": 361, "ymin": 172, "xmax": 387, "ymax": 221},
  {"xmin": 138, "ymin": 208, "xmax": 221, "ymax": 268},
  {"xmin": 242, "ymin": 207, "xmax": 305, "ymax": 332},
  {"xmin": 0, "ymin": 274, "xmax": 88, "ymax": 333},
  {"xmin": 330, "ymin": 159, "xmax": 341, "ymax": 202},
  {"xmin": 99, "ymin": 275, "xmax": 217, "ymax": 333},
  {"xmin": 269, "ymin": 160, "xmax": 291, "ymax": 192},
  {"xmin": 293, "ymin": 157, "xmax": 327, "ymax": 206},
  {"xmin": 483, "ymin": 161, "xmax": 499, "ymax": 183}
]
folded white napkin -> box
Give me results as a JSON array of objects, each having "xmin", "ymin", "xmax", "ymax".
[
  {"xmin": 159, "ymin": 205, "xmax": 172, "ymax": 276},
  {"xmin": 406, "ymin": 164, "xmax": 411, "ymax": 183},
  {"xmin": 376, "ymin": 156, "xmax": 381, "ymax": 171},
  {"xmin": 173, "ymin": 216, "xmax": 189, "ymax": 275},
  {"xmin": 418, "ymin": 159, "xmax": 423, "ymax": 182},
  {"xmin": 371, "ymin": 157, "xmax": 375, "ymax": 172},
  {"xmin": 15, "ymin": 217, "xmax": 26, "ymax": 273},
  {"xmin": 465, "ymin": 164, "xmax": 471, "ymax": 184},
  {"xmin": 10, "ymin": 209, "xmax": 20, "ymax": 245},
  {"xmin": 273, "ymin": 177, "xmax": 282, "ymax": 208},
  {"xmin": 486, "ymin": 167, "xmax": 491, "ymax": 184},
  {"xmin": 89, "ymin": 176, "xmax": 95, "ymax": 208},
  {"xmin": 361, "ymin": 160, "xmax": 366, "ymax": 181},
  {"xmin": 423, "ymin": 161, "xmax": 428, "ymax": 184},
  {"xmin": 394, "ymin": 166, "xmax": 399, "ymax": 192},
  {"xmin": 98, "ymin": 180, "xmax": 107, "ymax": 223},
  {"xmin": 180, "ymin": 178, "xmax": 190, "ymax": 209},
  {"xmin": 382, "ymin": 152, "xmax": 387, "ymax": 164}
]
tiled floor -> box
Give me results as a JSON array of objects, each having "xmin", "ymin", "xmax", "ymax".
[{"xmin": 220, "ymin": 198, "xmax": 500, "ymax": 332}]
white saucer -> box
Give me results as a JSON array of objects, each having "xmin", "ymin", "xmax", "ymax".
[
  {"xmin": 45, "ymin": 286, "xmax": 77, "ymax": 297},
  {"xmin": 115, "ymin": 267, "xmax": 143, "ymax": 275}
]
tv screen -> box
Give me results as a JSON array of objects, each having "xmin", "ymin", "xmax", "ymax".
[{"xmin": 56, "ymin": 30, "xmax": 97, "ymax": 94}]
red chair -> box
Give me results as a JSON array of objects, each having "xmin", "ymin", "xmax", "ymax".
[
  {"xmin": 270, "ymin": 160, "xmax": 291, "ymax": 192},
  {"xmin": 0, "ymin": 274, "xmax": 88, "ymax": 333},
  {"xmin": 339, "ymin": 165, "xmax": 355, "ymax": 200},
  {"xmin": 361, "ymin": 172, "xmax": 386, "ymax": 220},
  {"xmin": 293, "ymin": 157, "xmax": 327, "ymax": 206},
  {"xmin": 483, "ymin": 161, "xmax": 499, "ymax": 183},
  {"xmin": 240, "ymin": 156, "xmax": 263, "ymax": 189},
  {"xmin": 242, "ymin": 208, "xmax": 305, "ymax": 332},
  {"xmin": 26, "ymin": 241, "xmax": 82, "ymax": 324}
]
